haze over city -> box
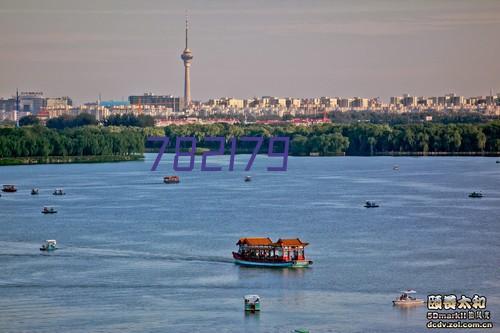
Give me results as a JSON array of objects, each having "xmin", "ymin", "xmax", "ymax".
[{"xmin": 1, "ymin": 0, "xmax": 499, "ymax": 104}]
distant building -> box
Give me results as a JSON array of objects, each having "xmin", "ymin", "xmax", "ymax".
[
  {"xmin": 20, "ymin": 92, "xmax": 45, "ymax": 114},
  {"xmin": 352, "ymin": 97, "xmax": 369, "ymax": 108},
  {"xmin": 0, "ymin": 98, "xmax": 16, "ymax": 112},
  {"xmin": 46, "ymin": 96, "xmax": 73, "ymax": 108},
  {"xmin": 129, "ymin": 93, "xmax": 184, "ymax": 112}
]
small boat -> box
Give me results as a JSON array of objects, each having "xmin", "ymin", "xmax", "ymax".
[
  {"xmin": 244, "ymin": 295, "xmax": 261, "ymax": 312},
  {"xmin": 244, "ymin": 176, "xmax": 252, "ymax": 182},
  {"xmin": 364, "ymin": 201, "xmax": 379, "ymax": 208},
  {"xmin": 393, "ymin": 165, "xmax": 400, "ymax": 171},
  {"xmin": 468, "ymin": 192, "xmax": 483, "ymax": 198},
  {"xmin": 53, "ymin": 188, "xmax": 65, "ymax": 195},
  {"xmin": 233, "ymin": 238, "xmax": 313, "ymax": 268},
  {"xmin": 496, "ymin": 160, "xmax": 500, "ymax": 164},
  {"xmin": 393, "ymin": 290, "xmax": 425, "ymax": 307},
  {"xmin": 40, "ymin": 240, "xmax": 57, "ymax": 251},
  {"xmin": 31, "ymin": 188, "xmax": 39, "ymax": 195},
  {"xmin": 163, "ymin": 176, "xmax": 180, "ymax": 184},
  {"xmin": 292, "ymin": 330, "xmax": 310, "ymax": 333},
  {"xmin": 42, "ymin": 207, "xmax": 57, "ymax": 214},
  {"xmin": 2, "ymin": 184, "xmax": 17, "ymax": 193}
]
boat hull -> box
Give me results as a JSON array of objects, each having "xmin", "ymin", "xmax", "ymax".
[
  {"xmin": 233, "ymin": 253, "xmax": 312, "ymax": 268},
  {"xmin": 393, "ymin": 299, "xmax": 425, "ymax": 306}
]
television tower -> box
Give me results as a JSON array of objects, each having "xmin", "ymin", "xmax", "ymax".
[{"xmin": 181, "ymin": 14, "xmax": 193, "ymax": 108}]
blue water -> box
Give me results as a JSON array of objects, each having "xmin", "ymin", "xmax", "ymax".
[{"xmin": 0, "ymin": 155, "xmax": 499, "ymax": 333}]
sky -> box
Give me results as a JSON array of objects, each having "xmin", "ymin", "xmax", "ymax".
[{"xmin": 0, "ymin": 0, "xmax": 499, "ymax": 104}]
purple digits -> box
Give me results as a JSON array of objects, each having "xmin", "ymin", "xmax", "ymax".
[
  {"xmin": 267, "ymin": 137, "xmax": 289, "ymax": 171},
  {"xmin": 173, "ymin": 137, "xmax": 196, "ymax": 171},
  {"xmin": 147, "ymin": 136, "xmax": 170, "ymax": 171},
  {"xmin": 147, "ymin": 136, "xmax": 289, "ymax": 172},
  {"xmin": 201, "ymin": 137, "xmax": 224, "ymax": 171},
  {"xmin": 240, "ymin": 137, "xmax": 264, "ymax": 171}
]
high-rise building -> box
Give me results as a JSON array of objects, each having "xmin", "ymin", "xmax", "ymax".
[{"xmin": 181, "ymin": 16, "xmax": 193, "ymax": 108}]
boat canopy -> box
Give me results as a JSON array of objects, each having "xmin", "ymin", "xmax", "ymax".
[
  {"xmin": 400, "ymin": 290, "xmax": 417, "ymax": 294},
  {"xmin": 237, "ymin": 238, "xmax": 273, "ymax": 246},
  {"xmin": 275, "ymin": 238, "xmax": 309, "ymax": 247},
  {"xmin": 45, "ymin": 240, "xmax": 57, "ymax": 243},
  {"xmin": 237, "ymin": 237, "xmax": 309, "ymax": 247},
  {"xmin": 244, "ymin": 295, "xmax": 260, "ymax": 302}
]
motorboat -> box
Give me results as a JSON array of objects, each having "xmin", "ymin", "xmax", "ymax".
[
  {"xmin": 42, "ymin": 207, "xmax": 57, "ymax": 214},
  {"xmin": 31, "ymin": 188, "xmax": 39, "ymax": 195},
  {"xmin": 468, "ymin": 192, "xmax": 483, "ymax": 198},
  {"xmin": 53, "ymin": 188, "xmax": 65, "ymax": 195},
  {"xmin": 40, "ymin": 240, "xmax": 57, "ymax": 251},
  {"xmin": 393, "ymin": 165, "xmax": 400, "ymax": 171},
  {"xmin": 233, "ymin": 238, "xmax": 313, "ymax": 268},
  {"xmin": 393, "ymin": 290, "xmax": 425, "ymax": 306},
  {"xmin": 2, "ymin": 184, "xmax": 17, "ymax": 193},
  {"xmin": 244, "ymin": 176, "xmax": 252, "ymax": 182},
  {"xmin": 364, "ymin": 201, "xmax": 379, "ymax": 208},
  {"xmin": 164, "ymin": 176, "xmax": 180, "ymax": 184},
  {"xmin": 244, "ymin": 295, "xmax": 261, "ymax": 312}
]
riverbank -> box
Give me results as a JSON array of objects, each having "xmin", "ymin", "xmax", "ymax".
[{"xmin": 0, "ymin": 154, "xmax": 144, "ymax": 166}]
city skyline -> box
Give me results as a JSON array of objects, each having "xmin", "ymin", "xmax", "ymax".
[{"xmin": 1, "ymin": 0, "xmax": 499, "ymax": 104}]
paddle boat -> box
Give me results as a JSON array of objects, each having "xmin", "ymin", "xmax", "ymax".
[
  {"xmin": 2, "ymin": 184, "xmax": 17, "ymax": 193},
  {"xmin": 164, "ymin": 176, "xmax": 180, "ymax": 184},
  {"xmin": 42, "ymin": 207, "xmax": 57, "ymax": 214},
  {"xmin": 31, "ymin": 188, "xmax": 39, "ymax": 195},
  {"xmin": 244, "ymin": 295, "xmax": 261, "ymax": 312},
  {"xmin": 393, "ymin": 290, "xmax": 425, "ymax": 306},
  {"xmin": 244, "ymin": 176, "xmax": 252, "ymax": 182},
  {"xmin": 40, "ymin": 240, "xmax": 57, "ymax": 251},
  {"xmin": 233, "ymin": 238, "xmax": 313, "ymax": 268},
  {"xmin": 53, "ymin": 188, "xmax": 65, "ymax": 195},
  {"xmin": 468, "ymin": 191, "xmax": 483, "ymax": 198},
  {"xmin": 364, "ymin": 201, "xmax": 379, "ymax": 208}
]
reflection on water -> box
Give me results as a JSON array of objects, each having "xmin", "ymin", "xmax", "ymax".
[{"xmin": 0, "ymin": 155, "xmax": 499, "ymax": 332}]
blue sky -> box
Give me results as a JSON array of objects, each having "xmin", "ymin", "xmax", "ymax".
[{"xmin": 1, "ymin": 0, "xmax": 499, "ymax": 103}]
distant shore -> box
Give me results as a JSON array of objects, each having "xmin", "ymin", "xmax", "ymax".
[{"xmin": 0, "ymin": 154, "xmax": 144, "ymax": 166}]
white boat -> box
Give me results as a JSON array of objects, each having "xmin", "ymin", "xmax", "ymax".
[
  {"xmin": 393, "ymin": 290, "xmax": 425, "ymax": 306},
  {"xmin": 244, "ymin": 295, "xmax": 261, "ymax": 312},
  {"xmin": 40, "ymin": 240, "xmax": 57, "ymax": 251},
  {"xmin": 53, "ymin": 188, "xmax": 65, "ymax": 195}
]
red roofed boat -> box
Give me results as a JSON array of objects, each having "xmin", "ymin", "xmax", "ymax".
[{"xmin": 233, "ymin": 237, "xmax": 313, "ymax": 268}]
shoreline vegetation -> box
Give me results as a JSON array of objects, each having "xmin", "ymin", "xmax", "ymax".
[
  {"xmin": 0, "ymin": 154, "xmax": 143, "ymax": 166},
  {"xmin": 0, "ymin": 115, "xmax": 499, "ymax": 166}
]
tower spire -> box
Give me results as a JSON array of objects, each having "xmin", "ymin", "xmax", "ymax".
[
  {"xmin": 185, "ymin": 13, "xmax": 188, "ymax": 49},
  {"xmin": 181, "ymin": 13, "xmax": 193, "ymax": 108}
]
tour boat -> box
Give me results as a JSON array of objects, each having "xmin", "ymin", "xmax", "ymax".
[
  {"xmin": 40, "ymin": 240, "xmax": 57, "ymax": 251},
  {"xmin": 393, "ymin": 290, "xmax": 425, "ymax": 306},
  {"xmin": 53, "ymin": 188, "xmax": 65, "ymax": 195},
  {"xmin": 244, "ymin": 295, "xmax": 261, "ymax": 312},
  {"xmin": 364, "ymin": 201, "xmax": 379, "ymax": 208},
  {"xmin": 468, "ymin": 191, "xmax": 483, "ymax": 198},
  {"xmin": 42, "ymin": 207, "xmax": 57, "ymax": 214},
  {"xmin": 244, "ymin": 176, "xmax": 252, "ymax": 182},
  {"xmin": 164, "ymin": 176, "xmax": 180, "ymax": 184},
  {"xmin": 2, "ymin": 184, "xmax": 17, "ymax": 193},
  {"xmin": 31, "ymin": 188, "xmax": 39, "ymax": 195},
  {"xmin": 233, "ymin": 237, "xmax": 313, "ymax": 268}
]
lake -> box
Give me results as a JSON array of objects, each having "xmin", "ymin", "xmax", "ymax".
[{"xmin": 0, "ymin": 154, "xmax": 499, "ymax": 333}]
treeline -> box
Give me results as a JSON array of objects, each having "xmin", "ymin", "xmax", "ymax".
[
  {"xmin": 0, "ymin": 126, "xmax": 144, "ymax": 158},
  {"xmin": 156, "ymin": 122, "xmax": 500, "ymax": 156}
]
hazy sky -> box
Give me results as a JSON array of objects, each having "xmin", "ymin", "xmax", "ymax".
[{"xmin": 1, "ymin": 0, "xmax": 499, "ymax": 104}]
